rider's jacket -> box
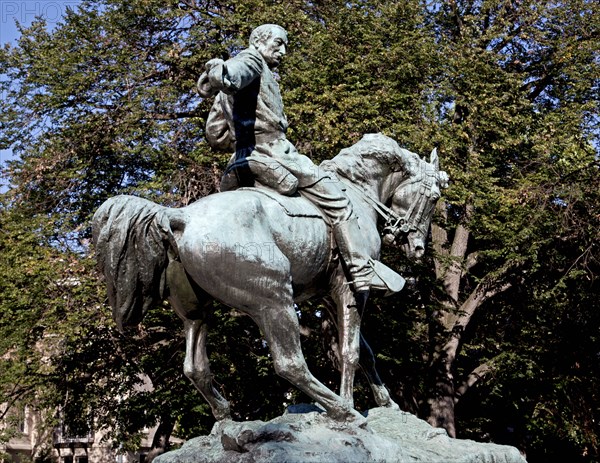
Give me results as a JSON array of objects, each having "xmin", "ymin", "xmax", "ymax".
[{"xmin": 203, "ymin": 47, "xmax": 288, "ymax": 160}]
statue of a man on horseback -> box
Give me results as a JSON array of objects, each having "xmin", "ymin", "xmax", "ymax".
[
  {"xmin": 197, "ymin": 23, "xmax": 404, "ymax": 305},
  {"xmin": 92, "ymin": 23, "xmax": 448, "ymax": 425}
]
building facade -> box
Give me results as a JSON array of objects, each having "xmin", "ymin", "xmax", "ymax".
[{"xmin": 1, "ymin": 406, "xmax": 158, "ymax": 463}]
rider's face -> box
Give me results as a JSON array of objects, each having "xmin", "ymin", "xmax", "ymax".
[{"xmin": 256, "ymin": 29, "xmax": 287, "ymax": 68}]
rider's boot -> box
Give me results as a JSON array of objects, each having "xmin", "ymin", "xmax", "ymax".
[{"xmin": 333, "ymin": 217, "xmax": 405, "ymax": 298}]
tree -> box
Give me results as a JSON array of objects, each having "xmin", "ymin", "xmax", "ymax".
[
  {"xmin": 1, "ymin": 0, "xmax": 598, "ymax": 461},
  {"xmin": 405, "ymin": 0, "xmax": 599, "ymax": 448},
  {"xmin": 0, "ymin": 201, "xmax": 95, "ymax": 452}
]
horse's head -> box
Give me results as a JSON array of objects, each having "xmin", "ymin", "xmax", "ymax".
[
  {"xmin": 384, "ymin": 148, "xmax": 449, "ymax": 259},
  {"xmin": 324, "ymin": 134, "xmax": 449, "ymax": 260}
]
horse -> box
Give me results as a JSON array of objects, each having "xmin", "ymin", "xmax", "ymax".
[{"xmin": 92, "ymin": 133, "xmax": 448, "ymax": 425}]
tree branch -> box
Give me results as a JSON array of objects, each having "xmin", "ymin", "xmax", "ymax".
[
  {"xmin": 524, "ymin": 73, "xmax": 555, "ymax": 102},
  {"xmin": 442, "ymin": 275, "xmax": 513, "ymax": 364},
  {"xmin": 454, "ymin": 278, "xmax": 512, "ymax": 332},
  {"xmin": 449, "ymin": 0, "xmax": 464, "ymax": 40},
  {"xmin": 144, "ymin": 110, "xmax": 202, "ymax": 121},
  {"xmin": 444, "ymin": 204, "xmax": 473, "ymax": 302},
  {"xmin": 454, "ymin": 361, "xmax": 494, "ymax": 404},
  {"xmin": 0, "ymin": 383, "xmax": 35, "ymax": 420},
  {"xmin": 465, "ymin": 251, "xmax": 478, "ymax": 272},
  {"xmin": 488, "ymin": 25, "xmax": 523, "ymax": 54}
]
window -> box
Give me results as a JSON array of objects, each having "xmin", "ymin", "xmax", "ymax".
[{"xmin": 13, "ymin": 406, "xmax": 29, "ymax": 435}]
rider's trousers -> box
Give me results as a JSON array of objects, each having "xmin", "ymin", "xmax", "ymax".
[{"xmin": 253, "ymin": 137, "xmax": 352, "ymax": 225}]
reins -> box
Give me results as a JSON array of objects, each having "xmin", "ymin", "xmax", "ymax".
[
  {"xmin": 340, "ymin": 168, "xmax": 437, "ymax": 239},
  {"xmin": 342, "ymin": 180, "xmax": 404, "ymax": 232}
]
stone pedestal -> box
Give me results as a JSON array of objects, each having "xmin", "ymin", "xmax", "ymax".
[{"xmin": 154, "ymin": 407, "xmax": 526, "ymax": 463}]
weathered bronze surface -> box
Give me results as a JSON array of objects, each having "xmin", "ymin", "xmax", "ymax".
[{"xmin": 92, "ymin": 133, "xmax": 447, "ymax": 424}]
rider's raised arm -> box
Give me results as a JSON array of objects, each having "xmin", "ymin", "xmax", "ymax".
[
  {"xmin": 219, "ymin": 49, "xmax": 263, "ymax": 94},
  {"xmin": 198, "ymin": 48, "xmax": 263, "ymax": 97}
]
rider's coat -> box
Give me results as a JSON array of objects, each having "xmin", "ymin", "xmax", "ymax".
[{"xmin": 201, "ymin": 46, "xmax": 351, "ymax": 219}]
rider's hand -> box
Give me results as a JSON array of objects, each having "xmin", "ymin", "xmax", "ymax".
[
  {"xmin": 205, "ymin": 59, "xmax": 225, "ymax": 90},
  {"xmin": 197, "ymin": 59, "xmax": 226, "ymax": 97},
  {"xmin": 197, "ymin": 72, "xmax": 217, "ymax": 97},
  {"xmin": 205, "ymin": 58, "xmax": 225, "ymax": 72}
]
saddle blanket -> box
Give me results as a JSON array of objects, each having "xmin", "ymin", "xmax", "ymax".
[{"xmin": 238, "ymin": 187, "xmax": 327, "ymax": 220}]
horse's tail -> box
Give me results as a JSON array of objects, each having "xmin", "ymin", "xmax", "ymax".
[{"xmin": 92, "ymin": 195, "xmax": 176, "ymax": 332}]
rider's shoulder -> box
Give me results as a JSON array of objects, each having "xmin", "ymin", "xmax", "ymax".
[{"xmin": 235, "ymin": 47, "xmax": 263, "ymax": 62}]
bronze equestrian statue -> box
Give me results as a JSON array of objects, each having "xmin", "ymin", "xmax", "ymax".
[{"xmin": 92, "ymin": 24, "xmax": 448, "ymax": 425}]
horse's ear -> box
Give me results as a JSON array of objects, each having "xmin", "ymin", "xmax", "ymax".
[{"xmin": 430, "ymin": 147, "xmax": 439, "ymax": 170}]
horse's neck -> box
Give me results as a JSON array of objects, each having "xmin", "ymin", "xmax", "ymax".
[
  {"xmin": 326, "ymin": 157, "xmax": 404, "ymax": 207},
  {"xmin": 338, "ymin": 167, "xmax": 403, "ymax": 206},
  {"xmin": 380, "ymin": 170, "xmax": 407, "ymax": 203},
  {"xmin": 337, "ymin": 176, "xmax": 380, "ymax": 224}
]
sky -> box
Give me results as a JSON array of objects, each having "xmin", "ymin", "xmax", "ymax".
[{"xmin": 1, "ymin": 1, "xmax": 81, "ymax": 190}]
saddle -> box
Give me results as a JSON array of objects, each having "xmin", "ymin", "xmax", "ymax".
[
  {"xmin": 237, "ymin": 187, "xmax": 326, "ymax": 220},
  {"xmin": 220, "ymin": 153, "xmax": 299, "ymax": 196}
]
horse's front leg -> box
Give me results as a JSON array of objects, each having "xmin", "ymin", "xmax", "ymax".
[
  {"xmin": 255, "ymin": 301, "xmax": 365, "ymax": 425},
  {"xmin": 331, "ymin": 284, "xmax": 362, "ymax": 407},
  {"xmin": 359, "ymin": 334, "xmax": 400, "ymax": 409}
]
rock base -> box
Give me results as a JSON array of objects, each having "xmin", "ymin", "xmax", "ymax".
[{"xmin": 154, "ymin": 407, "xmax": 526, "ymax": 463}]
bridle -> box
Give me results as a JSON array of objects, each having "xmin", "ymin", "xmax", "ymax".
[
  {"xmin": 390, "ymin": 168, "xmax": 439, "ymax": 236},
  {"xmin": 341, "ymin": 166, "xmax": 439, "ymax": 240}
]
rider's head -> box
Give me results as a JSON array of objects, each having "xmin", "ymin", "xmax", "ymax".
[{"xmin": 250, "ymin": 24, "xmax": 288, "ymax": 69}]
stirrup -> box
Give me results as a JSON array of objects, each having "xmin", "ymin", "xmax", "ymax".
[
  {"xmin": 369, "ymin": 259, "xmax": 405, "ymax": 296},
  {"xmin": 345, "ymin": 260, "xmax": 405, "ymax": 296}
]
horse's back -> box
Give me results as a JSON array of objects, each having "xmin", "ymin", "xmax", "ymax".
[{"xmin": 171, "ymin": 189, "xmax": 331, "ymax": 307}]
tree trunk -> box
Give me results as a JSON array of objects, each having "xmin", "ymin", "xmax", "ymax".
[
  {"xmin": 426, "ymin": 203, "xmax": 470, "ymax": 437},
  {"xmin": 145, "ymin": 416, "xmax": 175, "ymax": 463},
  {"xmin": 426, "ymin": 345, "xmax": 457, "ymax": 437}
]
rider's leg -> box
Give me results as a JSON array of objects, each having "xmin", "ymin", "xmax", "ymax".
[
  {"xmin": 221, "ymin": 152, "xmax": 299, "ymax": 194},
  {"xmin": 256, "ymin": 138, "xmax": 403, "ymax": 294},
  {"xmin": 300, "ymin": 178, "xmax": 404, "ymax": 295}
]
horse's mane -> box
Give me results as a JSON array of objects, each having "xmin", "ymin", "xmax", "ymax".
[{"xmin": 321, "ymin": 133, "xmax": 427, "ymax": 184}]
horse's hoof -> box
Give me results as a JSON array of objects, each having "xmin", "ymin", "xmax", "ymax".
[
  {"xmin": 329, "ymin": 407, "xmax": 367, "ymax": 428},
  {"xmin": 385, "ymin": 400, "xmax": 401, "ymax": 411}
]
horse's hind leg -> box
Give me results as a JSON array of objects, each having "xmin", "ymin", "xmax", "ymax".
[
  {"xmin": 255, "ymin": 304, "xmax": 365, "ymax": 425},
  {"xmin": 183, "ymin": 319, "xmax": 231, "ymax": 421},
  {"xmin": 167, "ymin": 260, "xmax": 230, "ymax": 420}
]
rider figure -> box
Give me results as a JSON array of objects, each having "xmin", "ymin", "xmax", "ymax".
[{"xmin": 198, "ymin": 24, "xmax": 402, "ymax": 300}]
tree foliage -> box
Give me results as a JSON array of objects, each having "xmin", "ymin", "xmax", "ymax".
[{"xmin": 1, "ymin": 0, "xmax": 598, "ymax": 461}]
